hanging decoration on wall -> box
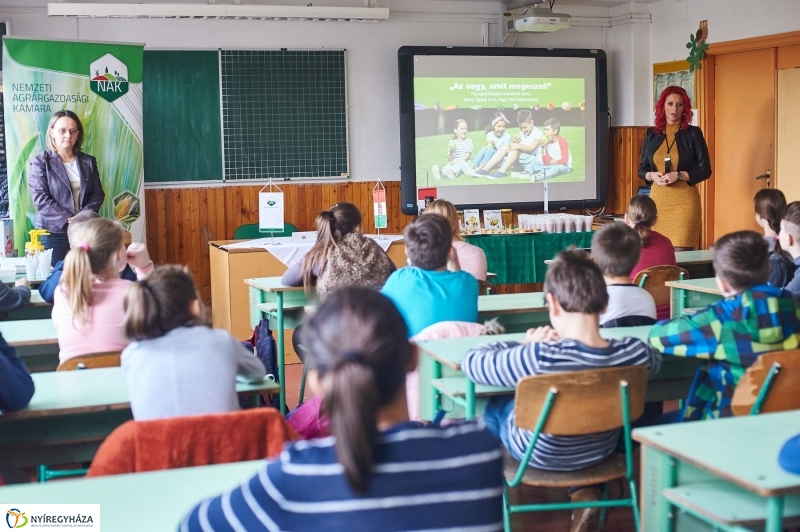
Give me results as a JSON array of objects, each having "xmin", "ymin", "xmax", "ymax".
[{"xmin": 686, "ymin": 20, "xmax": 709, "ymax": 71}]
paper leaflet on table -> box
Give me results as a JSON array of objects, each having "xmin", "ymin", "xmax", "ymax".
[
  {"xmin": 259, "ymin": 183, "xmax": 284, "ymax": 232},
  {"xmin": 483, "ymin": 209, "xmax": 503, "ymax": 230},
  {"xmin": 463, "ymin": 209, "xmax": 480, "ymax": 231}
]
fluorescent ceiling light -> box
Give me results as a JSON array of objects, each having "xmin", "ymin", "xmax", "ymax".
[{"xmin": 48, "ymin": 3, "xmax": 389, "ymax": 21}]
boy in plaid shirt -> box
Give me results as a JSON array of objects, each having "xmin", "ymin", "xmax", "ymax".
[{"xmin": 649, "ymin": 230, "xmax": 800, "ymax": 421}]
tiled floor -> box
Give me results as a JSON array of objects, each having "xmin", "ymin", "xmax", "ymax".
[{"xmin": 283, "ymin": 363, "xmax": 639, "ymax": 532}]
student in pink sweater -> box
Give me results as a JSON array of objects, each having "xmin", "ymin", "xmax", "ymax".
[
  {"xmin": 52, "ymin": 217, "xmax": 153, "ymax": 363},
  {"xmin": 423, "ymin": 199, "xmax": 487, "ymax": 281}
]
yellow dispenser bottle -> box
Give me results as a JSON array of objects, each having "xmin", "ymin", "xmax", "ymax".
[{"xmin": 26, "ymin": 229, "xmax": 50, "ymax": 258}]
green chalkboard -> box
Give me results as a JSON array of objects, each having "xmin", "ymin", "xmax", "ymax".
[
  {"xmin": 143, "ymin": 50, "xmax": 222, "ymax": 182},
  {"xmin": 220, "ymin": 50, "xmax": 348, "ymax": 180}
]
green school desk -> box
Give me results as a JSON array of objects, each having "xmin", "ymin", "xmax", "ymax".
[
  {"xmin": 634, "ymin": 410, "xmax": 800, "ymax": 532},
  {"xmin": 0, "ymin": 318, "xmax": 58, "ymax": 372},
  {"xmin": 674, "ymin": 249, "xmax": 714, "ymax": 279},
  {"xmin": 477, "ymin": 292, "xmax": 549, "ymax": 332},
  {"xmin": 2, "ymin": 290, "xmax": 53, "ymax": 322},
  {"xmin": 666, "ymin": 277, "xmax": 723, "ymax": 318},
  {"xmin": 245, "ymin": 276, "xmax": 312, "ymax": 415},
  {"xmin": 0, "ymin": 367, "xmax": 279, "ymax": 469},
  {"xmin": 416, "ymin": 326, "xmax": 701, "ymax": 421},
  {"xmin": 0, "ymin": 460, "xmax": 263, "ymax": 531}
]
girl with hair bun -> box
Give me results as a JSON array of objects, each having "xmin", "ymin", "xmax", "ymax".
[
  {"xmin": 281, "ymin": 202, "xmax": 395, "ymax": 300},
  {"xmin": 121, "ymin": 265, "xmax": 266, "ymax": 421},
  {"xmin": 183, "ymin": 287, "xmax": 503, "ymax": 531},
  {"xmin": 52, "ymin": 217, "xmax": 153, "ymax": 363}
]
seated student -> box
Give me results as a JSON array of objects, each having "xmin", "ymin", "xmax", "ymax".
[
  {"xmin": 39, "ymin": 211, "xmax": 138, "ymax": 304},
  {"xmin": 281, "ymin": 202, "xmax": 395, "ymax": 301},
  {"xmin": 182, "ymin": 288, "xmax": 503, "ymax": 531},
  {"xmin": 52, "ymin": 218, "xmax": 152, "ymax": 364},
  {"xmin": 463, "ymin": 250, "xmax": 661, "ymax": 529},
  {"xmin": 122, "ymin": 265, "xmax": 265, "ymax": 421},
  {"xmin": 423, "ymin": 199, "xmax": 488, "ymax": 280},
  {"xmin": 540, "ymin": 117, "xmax": 573, "ymax": 179},
  {"xmin": 381, "ymin": 214, "xmax": 478, "ymax": 337},
  {"xmin": 778, "ymin": 200, "xmax": 800, "ymax": 295},
  {"xmin": 0, "ymin": 333, "xmax": 34, "ymax": 412},
  {"xmin": 625, "ymin": 195, "xmax": 677, "ymax": 280},
  {"xmin": 755, "ymin": 189, "xmax": 794, "ymax": 288},
  {"xmin": 475, "ymin": 109, "xmax": 545, "ymax": 180},
  {"xmin": 591, "ymin": 222, "xmax": 657, "ymax": 326},
  {"xmin": 650, "ymin": 230, "xmax": 800, "ymax": 421}
]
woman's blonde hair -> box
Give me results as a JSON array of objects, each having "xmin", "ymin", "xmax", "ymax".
[
  {"xmin": 46, "ymin": 110, "xmax": 84, "ymax": 153},
  {"xmin": 626, "ymin": 195, "xmax": 658, "ymax": 247},
  {"xmin": 423, "ymin": 199, "xmax": 460, "ymax": 238},
  {"xmin": 61, "ymin": 218, "xmax": 124, "ymax": 325},
  {"xmin": 301, "ymin": 203, "xmax": 362, "ymax": 295}
]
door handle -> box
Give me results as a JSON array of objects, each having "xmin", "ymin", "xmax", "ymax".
[{"xmin": 755, "ymin": 170, "xmax": 771, "ymax": 188}]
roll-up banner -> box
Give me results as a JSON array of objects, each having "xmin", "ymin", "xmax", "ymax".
[{"xmin": 3, "ymin": 38, "xmax": 144, "ymax": 254}]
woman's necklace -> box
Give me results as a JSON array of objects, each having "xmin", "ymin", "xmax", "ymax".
[{"xmin": 664, "ymin": 128, "xmax": 677, "ymax": 173}]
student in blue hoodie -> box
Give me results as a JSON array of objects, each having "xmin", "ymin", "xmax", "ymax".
[{"xmin": 38, "ymin": 211, "xmax": 137, "ymax": 304}]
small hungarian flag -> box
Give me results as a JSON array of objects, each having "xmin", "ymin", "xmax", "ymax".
[{"xmin": 373, "ymin": 189, "xmax": 387, "ymax": 229}]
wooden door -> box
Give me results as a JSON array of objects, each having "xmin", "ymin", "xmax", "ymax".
[
  {"xmin": 713, "ymin": 49, "xmax": 775, "ymax": 240},
  {"xmin": 777, "ymin": 68, "xmax": 800, "ymax": 202}
]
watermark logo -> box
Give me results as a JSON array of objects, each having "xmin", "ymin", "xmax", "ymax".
[
  {"xmin": 5, "ymin": 509, "xmax": 28, "ymax": 529},
  {"xmin": 90, "ymin": 53, "xmax": 129, "ymax": 103}
]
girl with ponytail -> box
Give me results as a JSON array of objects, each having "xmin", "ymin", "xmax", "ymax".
[
  {"xmin": 625, "ymin": 194, "xmax": 677, "ymax": 281},
  {"xmin": 183, "ymin": 287, "xmax": 504, "ymax": 531},
  {"xmin": 53, "ymin": 217, "xmax": 153, "ymax": 363},
  {"xmin": 122, "ymin": 265, "xmax": 265, "ymax": 421},
  {"xmin": 281, "ymin": 202, "xmax": 395, "ymax": 300},
  {"xmin": 754, "ymin": 189, "xmax": 794, "ymax": 288}
]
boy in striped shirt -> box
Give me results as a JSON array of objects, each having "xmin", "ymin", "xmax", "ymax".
[{"xmin": 463, "ymin": 250, "xmax": 661, "ymax": 531}]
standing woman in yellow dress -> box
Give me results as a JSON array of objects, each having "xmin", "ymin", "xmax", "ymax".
[{"xmin": 638, "ymin": 86, "xmax": 711, "ymax": 250}]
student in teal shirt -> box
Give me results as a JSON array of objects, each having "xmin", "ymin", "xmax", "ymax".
[{"xmin": 381, "ymin": 214, "xmax": 478, "ymax": 337}]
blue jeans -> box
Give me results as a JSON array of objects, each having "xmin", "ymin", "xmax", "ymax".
[
  {"xmin": 42, "ymin": 232, "xmax": 70, "ymax": 265},
  {"xmin": 472, "ymin": 146, "xmax": 497, "ymax": 167},
  {"xmin": 543, "ymin": 165, "xmax": 573, "ymax": 179},
  {"xmin": 483, "ymin": 395, "xmax": 515, "ymax": 451}
]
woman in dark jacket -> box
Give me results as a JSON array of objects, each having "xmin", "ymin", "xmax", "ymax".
[
  {"xmin": 639, "ymin": 86, "xmax": 711, "ymax": 250},
  {"xmin": 28, "ymin": 110, "xmax": 105, "ymax": 264}
]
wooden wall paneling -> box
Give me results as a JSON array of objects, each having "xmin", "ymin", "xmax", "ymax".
[
  {"xmin": 606, "ymin": 127, "xmax": 648, "ymax": 216},
  {"xmin": 698, "ymin": 56, "xmax": 716, "ymax": 249},
  {"xmin": 777, "ymin": 44, "xmax": 800, "ymax": 70}
]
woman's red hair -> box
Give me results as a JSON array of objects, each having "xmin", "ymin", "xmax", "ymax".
[{"xmin": 654, "ymin": 85, "xmax": 693, "ymax": 134}]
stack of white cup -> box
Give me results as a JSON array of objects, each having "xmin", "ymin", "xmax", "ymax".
[{"xmin": 516, "ymin": 214, "xmax": 594, "ymax": 233}]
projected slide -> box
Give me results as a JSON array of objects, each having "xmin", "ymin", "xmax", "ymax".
[{"xmin": 414, "ymin": 77, "xmax": 585, "ymax": 188}]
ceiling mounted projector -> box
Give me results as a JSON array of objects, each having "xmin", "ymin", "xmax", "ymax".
[{"xmin": 505, "ymin": 7, "xmax": 570, "ymax": 33}]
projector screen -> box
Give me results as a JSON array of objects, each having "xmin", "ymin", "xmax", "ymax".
[{"xmin": 398, "ymin": 47, "xmax": 608, "ymax": 215}]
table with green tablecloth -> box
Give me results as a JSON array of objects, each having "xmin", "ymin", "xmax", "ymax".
[{"xmin": 464, "ymin": 231, "xmax": 593, "ymax": 284}]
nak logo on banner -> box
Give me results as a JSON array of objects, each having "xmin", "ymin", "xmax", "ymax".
[{"xmin": 90, "ymin": 53, "xmax": 129, "ymax": 102}]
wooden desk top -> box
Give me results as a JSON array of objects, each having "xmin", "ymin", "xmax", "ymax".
[
  {"xmin": 244, "ymin": 276, "xmax": 306, "ymax": 293},
  {"xmin": 0, "ymin": 367, "xmax": 280, "ymax": 421},
  {"xmin": 416, "ymin": 326, "xmax": 653, "ymax": 370},
  {"xmin": 665, "ymin": 277, "xmax": 722, "ymax": 295},
  {"xmin": 634, "ymin": 410, "xmax": 800, "ymax": 497},
  {"xmin": 0, "ymin": 460, "xmax": 263, "ymax": 531},
  {"xmin": 0, "ymin": 319, "xmax": 57, "ymax": 347},
  {"xmin": 478, "ymin": 292, "xmax": 547, "ymax": 315}
]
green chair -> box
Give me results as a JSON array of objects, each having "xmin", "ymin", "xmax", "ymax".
[
  {"xmin": 233, "ymin": 222, "xmax": 298, "ymax": 240},
  {"xmin": 502, "ymin": 366, "xmax": 648, "ymax": 532}
]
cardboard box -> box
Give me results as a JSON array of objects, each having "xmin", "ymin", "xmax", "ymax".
[{"xmin": 0, "ymin": 219, "xmax": 13, "ymax": 257}]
